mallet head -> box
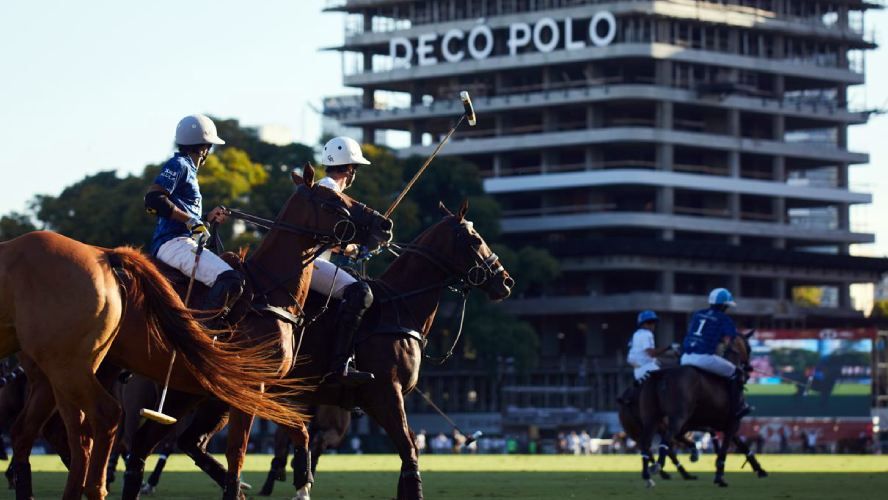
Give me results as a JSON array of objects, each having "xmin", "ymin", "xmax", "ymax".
[{"xmin": 460, "ymin": 91, "xmax": 477, "ymax": 127}]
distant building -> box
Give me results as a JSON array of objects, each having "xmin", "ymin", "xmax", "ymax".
[
  {"xmin": 257, "ymin": 124, "xmax": 294, "ymax": 146},
  {"xmin": 325, "ymin": 0, "xmax": 888, "ymax": 427}
]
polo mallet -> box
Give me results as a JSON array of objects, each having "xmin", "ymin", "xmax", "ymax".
[
  {"xmin": 140, "ymin": 242, "xmax": 205, "ymax": 425},
  {"xmin": 384, "ymin": 91, "xmax": 477, "ymax": 218},
  {"xmin": 415, "ymin": 388, "xmax": 483, "ymax": 446}
]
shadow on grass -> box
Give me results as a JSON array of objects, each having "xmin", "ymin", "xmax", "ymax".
[{"xmin": 28, "ymin": 470, "xmax": 888, "ymax": 499}]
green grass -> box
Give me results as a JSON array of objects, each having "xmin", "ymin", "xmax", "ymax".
[
  {"xmin": 24, "ymin": 454, "xmax": 888, "ymax": 499},
  {"xmin": 745, "ymin": 383, "xmax": 870, "ymax": 396}
]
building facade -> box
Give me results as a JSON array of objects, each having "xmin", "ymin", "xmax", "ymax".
[{"xmin": 325, "ymin": 0, "xmax": 886, "ymax": 431}]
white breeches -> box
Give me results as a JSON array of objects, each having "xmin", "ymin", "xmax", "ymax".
[
  {"xmin": 310, "ymin": 258, "xmax": 356, "ymax": 299},
  {"xmin": 633, "ymin": 361, "xmax": 660, "ymax": 381},
  {"xmin": 156, "ymin": 237, "xmax": 232, "ymax": 287},
  {"xmin": 681, "ymin": 353, "xmax": 736, "ymax": 378}
]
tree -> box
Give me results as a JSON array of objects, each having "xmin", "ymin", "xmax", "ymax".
[{"xmin": 0, "ymin": 212, "xmax": 37, "ymax": 241}]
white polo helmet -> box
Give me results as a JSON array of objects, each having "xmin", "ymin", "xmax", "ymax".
[
  {"xmin": 175, "ymin": 114, "xmax": 225, "ymax": 146},
  {"xmin": 322, "ymin": 136, "xmax": 371, "ymax": 167}
]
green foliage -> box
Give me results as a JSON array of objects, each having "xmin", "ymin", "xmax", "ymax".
[
  {"xmin": 463, "ymin": 294, "xmax": 540, "ymax": 374},
  {"xmin": 34, "ymin": 171, "xmax": 155, "ymax": 248},
  {"xmin": 0, "ymin": 212, "xmax": 37, "ymax": 241},
  {"xmin": 199, "ymin": 147, "xmax": 268, "ymax": 206}
]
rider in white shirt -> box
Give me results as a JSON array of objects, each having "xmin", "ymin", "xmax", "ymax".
[
  {"xmin": 627, "ymin": 310, "xmax": 671, "ymax": 382},
  {"xmin": 315, "ymin": 136, "xmax": 376, "ymax": 386}
]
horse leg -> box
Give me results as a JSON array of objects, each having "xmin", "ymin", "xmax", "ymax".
[
  {"xmin": 732, "ymin": 435, "xmax": 768, "ymax": 478},
  {"xmin": 714, "ymin": 426, "xmax": 738, "ymax": 487},
  {"xmin": 222, "ymin": 408, "xmax": 254, "ymax": 500},
  {"xmin": 121, "ymin": 394, "xmax": 192, "ymax": 500},
  {"xmin": 51, "ymin": 387, "xmax": 94, "ymax": 500},
  {"xmin": 258, "ymin": 424, "xmax": 290, "ymax": 496},
  {"xmin": 10, "ymin": 370, "xmax": 57, "ymax": 500},
  {"xmin": 654, "ymin": 439, "xmax": 670, "ymax": 477},
  {"xmin": 66, "ymin": 376, "xmax": 122, "ymax": 500},
  {"xmin": 365, "ymin": 388, "xmax": 422, "ymax": 500},
  {"xmin": 289, "ymin": 423, "xmax": 313, "ymax": 500},
  {"xmin": 143, "ymin": 434, "xmax": 175, "ymax": 493},
  {"xmin": 177, "ymin": 398, "xmax": 230, "ymax": 489},
  {"xmin": 673, "ymin": 435, "xmax": 697, "ymax": 480}
]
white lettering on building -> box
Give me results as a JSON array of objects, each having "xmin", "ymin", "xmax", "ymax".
[{"xmin": 389, "ymin": 13, "xmax": 618, "ymax": 68}]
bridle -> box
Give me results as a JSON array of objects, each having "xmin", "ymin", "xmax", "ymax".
[
  {"xmin": 377, "ymin": 218, "xmax": 508, "ymax": 364},
  {"xmin": 217, "ymin": 184, "xmax": 368, "ymax": 303},
  {"xmin": 395, "ymin": 218, "xmax": 504, "ymax": 288}
]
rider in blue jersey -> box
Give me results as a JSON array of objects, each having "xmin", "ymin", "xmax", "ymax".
[
  {"xmin": 144, "ymin": 114, "xmax": 243, "ymax": 320},
  {"xmin": 681, "ymin": 288, "xmax": 751, "ymax": 418}
]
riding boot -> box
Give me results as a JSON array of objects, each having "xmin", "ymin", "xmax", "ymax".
[
  {"xmin": 326, "ymin": 281, "xmax": 375, "ymax": 386},
  {"xmin": 729, "ymin": 369, "xmax": 752, "ymax": 418},
  {"xmin": 202, "ymin": 270, "xmax": 245, "ymax": 328}
]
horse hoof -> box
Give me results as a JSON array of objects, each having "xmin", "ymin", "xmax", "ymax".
[
  {"xmin": 659, "ymin": 471, "xmax": 672, "ymax": 480},
  {"xmin": 757, "ymin": 470, "xmax": 769, "ymax": 478},
  {"xmin": 714, "ymin": 478, "xmax": 728, "ymax": 488},
  {"xmin": 140, "ymin": 483, "xmax": 156, "ymax": 495},
  {"xmin": 293, "ymin": 483, "xmax": 312, "ymax": 500},
  {"xmin": 689, "ymin": 452, "xmax": 699, "ymax": 463},
  {"xmin": 645, "ymin": 479, "xmax": 656, "ymax": 488}
]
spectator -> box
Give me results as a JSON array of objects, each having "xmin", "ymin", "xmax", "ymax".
[
  {"xmin": 567, "ymin": 431, "xmax": 580, "ymax": 455},
  {"xmin": 415, "ymin": 430, "xmax": 427, "ymax": 455},
  {"xmin": 579, "ymin": 430, "xmax": 591, "ymax": 455},
  {"xmin": 350, "ymin": 436, "xmax": 362, "ymax": 455},
  {"xmin": 431, "ymin": 433, "xmax": 452, "ymax": 454}
]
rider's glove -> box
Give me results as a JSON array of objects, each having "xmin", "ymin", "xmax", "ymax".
[
  {"xmin": 670, "ymin": 343, "xmax": 681, "ymax": 353},
  {"xmin": 186, "ymin": 217, "xmax": 210, "ymax": 247}
]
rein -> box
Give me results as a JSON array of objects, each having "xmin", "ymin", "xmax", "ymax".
[{"xmin": 375, "ymin": 236, "xmax": 496, "ymax": 365}]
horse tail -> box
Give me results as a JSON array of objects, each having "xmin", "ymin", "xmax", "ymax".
[{"xmin": 107, "ymin": 246, "xmax": 307, "ymax": 425}]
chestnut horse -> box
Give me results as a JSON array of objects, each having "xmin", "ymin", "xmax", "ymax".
[
  {"xmin": 0, "ymin": 164, "xmax": 392, "ymax": 500},
  {"xmin": 127, "ymin": 201, "xmax": 513, "ymax": 500}
]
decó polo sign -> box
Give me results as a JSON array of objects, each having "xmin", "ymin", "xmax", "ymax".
[{"xmin": 390, "ymin": 12, "xmax": 617, "ymax": 68}]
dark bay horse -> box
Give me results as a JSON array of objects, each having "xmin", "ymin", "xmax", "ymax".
[
  {"xmin": 122, "ymin": 200, "xmax": 513, "ymax": 500},
  {"xmin": 1, "ymin": 163, "xmax": 392, "ymax": 500},
  {"xmin": 637, "ymin": 332, "xmax": 756, "ymax": 488}
]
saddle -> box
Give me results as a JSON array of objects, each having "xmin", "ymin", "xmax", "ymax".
[{"xmin": 151, "ymin": 252, "xmax": 298, "ymax": 328}]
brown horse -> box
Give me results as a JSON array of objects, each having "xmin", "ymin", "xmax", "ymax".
[
  {"xmin": 120, "ymin": 200, "xmax": 513, "ymax": 500},
  {"xmin": 0, "ymin": 163, "xmax": 392, "ymax": 500},
  {"xmin": 637, "ymin": 332, "xmax": 755, "ymax": 488},
  {"xmin": 280, "ymin": 200, "xmax": 513, "ymax": 500}
]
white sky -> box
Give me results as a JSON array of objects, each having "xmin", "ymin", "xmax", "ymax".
[{"xmin": 1, "ymin": 1, "xmax": 886, "ymax": 255}]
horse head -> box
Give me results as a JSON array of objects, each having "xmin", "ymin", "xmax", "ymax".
[
  {"xmin": 282, "ymin": 163, "xmax": 393, "ymax": 250},
  {"xmin": 420, "ymin": 200, "xmax": 514, "ymax": 301},
  {"xmin": 726, "ymin": 329, "xmax": 755, "ymax": 378}
]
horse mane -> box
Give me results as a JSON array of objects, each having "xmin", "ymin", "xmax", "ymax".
[{"xmin": 107, "ymin": 246, "xmax": 308, "ymax": 425}]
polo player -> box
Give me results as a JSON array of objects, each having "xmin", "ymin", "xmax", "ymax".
[
  {"xmin": 314, "ymin": 136, "xmax": 380, "ymax": 386},
  {"xmin": 144, "ymin": 114, "xmax": 244, "ymax": 318},
  {"xmin": 680, "ymin": 287, "xmax": 751, "ymax": 418}
]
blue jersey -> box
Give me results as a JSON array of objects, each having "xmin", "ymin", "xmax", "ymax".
[
  {"xmin": 149, "ymin": 154, "xmax": 202, "ymax": 255},
  {"xmin": 682, "ymin": 307, "xmax": 736, "ymax": 355}
]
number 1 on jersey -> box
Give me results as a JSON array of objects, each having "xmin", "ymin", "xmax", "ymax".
[{"xmin": 693, "ymin": 319, "xmax": 707, "ymax": 336}]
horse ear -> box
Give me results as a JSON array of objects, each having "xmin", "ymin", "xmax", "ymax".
[
  {"xmin": 291, "ymin": 170, "xmax": 304, "ymax": 186},
  {"xmin": 438, "ymin": 201, "xmax": 454, "ymax": 217},
  {"xmin": 743, "ymin": 329, "xmax": 755, "ymax": 340},
  {"xmin": 302, "ymin": 162, "xmax": 315, "ymax": 187},
  {"xmin": 458, "ymin": 199, "xmax": 469, "ymax": 220}
]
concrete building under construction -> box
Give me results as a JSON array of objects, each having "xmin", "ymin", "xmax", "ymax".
[{"xmin": 325, "ymin": 0, "xmax": 887, "ymax": 432}]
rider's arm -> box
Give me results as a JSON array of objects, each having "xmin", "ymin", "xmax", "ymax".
[{"xmin": 145, "ymin": 184, "xmax": 191, "ymax": 224}]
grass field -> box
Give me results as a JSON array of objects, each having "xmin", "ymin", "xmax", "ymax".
[
  {"xmin": 22, "ymin": 454, "xmax": 888, "ymax": 499},
  {"xmin": 745, "ymin": 383, "xmax": 870, "ymax": 396}
]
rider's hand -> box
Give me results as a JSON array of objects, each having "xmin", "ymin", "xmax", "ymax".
[
  {"xmin": 207, "ymin": 206, "xmax": 229, "ymax": 224},
  {"xmin": 342, "ymin": 244, "xmax": 360, "ymax": 258},
  {"xmin": 670, "ymin": 343, "xmax": 681, "ymax": 353},
  {"xmin": 186, "ymin": 217, "xmax": 211, "ymax": 247}
]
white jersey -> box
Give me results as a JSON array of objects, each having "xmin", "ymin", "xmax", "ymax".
[
  {"xmin": 627, "ymin": 328, "xmax": 659, "ymax": 381},
  {"xmin": 627, "ymin": 328, "xmax": 655, "ymax": 368},
  {"xmin": 318, "ymin": 176, "xmax": 341, "ymax": 192}
]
